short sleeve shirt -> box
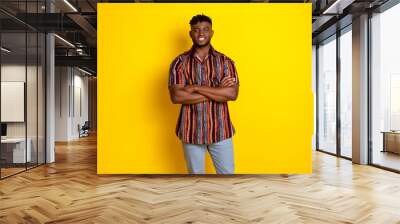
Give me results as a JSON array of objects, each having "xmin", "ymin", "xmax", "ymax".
[{"xmin": 169, "ymin": 46, "xmax": 239, "ymax": 144}]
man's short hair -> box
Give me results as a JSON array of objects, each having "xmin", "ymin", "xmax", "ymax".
[{"xmin": 190, "ymin": 14, "xmax": 212, "ymax": 26}]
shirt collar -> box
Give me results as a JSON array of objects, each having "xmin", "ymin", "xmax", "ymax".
[{"xmin": 189, "ymin": 45, "xmax": 217, "ymax": 58}]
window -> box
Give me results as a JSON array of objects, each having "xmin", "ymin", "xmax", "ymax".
[
  {"xmin": 371, "ymin": 2, "xmax": 400, "ymax": 171},
  {"xmin": 339, "ymin": 28, "xmax": 352, "ymax": 158},
  {"xmin": 317, "ymin": 35, "xmax": 337, "ymax": 154}
]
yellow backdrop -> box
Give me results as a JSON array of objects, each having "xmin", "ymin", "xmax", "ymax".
[{"xmin": 97, "ymin": 3, "xmax": 312, "ymax": 174}]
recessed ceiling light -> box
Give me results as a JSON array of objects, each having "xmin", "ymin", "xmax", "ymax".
[
  {"xmin": 1, "ymin": 47, "xmax": 11, "ymax": 53},
  {"xmin": 78, "ymin": 67, "xmax": 93, "ymax": 76},
  {"xmin": 322, "ymin": 0, "xmax": 355, "ymax": 15},
  {"xmin": 54, "ymin": 34, "xmax": 75, "ymax": 48},
  {"xmin": 63, "ymin": 0, "xmax": 78, "ymax": 12}
]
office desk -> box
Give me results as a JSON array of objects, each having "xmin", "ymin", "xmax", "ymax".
[
  {"xmin": 382, "ymin": 131, "xmax": 400, "ymax": 154},
  {"xmin": 1, "ymin": 138, "xmax": 31, "ymax": 163}
]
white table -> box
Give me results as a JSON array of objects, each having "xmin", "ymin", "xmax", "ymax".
[{"xmin": 1, "ymin": 138, "xmax": 31, "ymax": 163}]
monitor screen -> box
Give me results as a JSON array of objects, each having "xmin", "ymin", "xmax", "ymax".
[{"xmin": 1, "ymin": 123, "xmax": 7, "ymax": 137}]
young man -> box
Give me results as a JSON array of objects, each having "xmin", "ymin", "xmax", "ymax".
[{"xmin": 168, "ymin": 14, "xmax": 239, "ymax": 174}]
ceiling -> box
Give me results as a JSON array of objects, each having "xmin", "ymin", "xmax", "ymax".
[
  {"xmin": 0, "ymin": 0, "xmax": 97, "ymax": 74},
  {"xmin": 0, "ymin": 0, "xmax": 395, "ymax": 74},
  {"xmin": 311, "ymin": 0, "xmax": 390, "ymax": 43}
]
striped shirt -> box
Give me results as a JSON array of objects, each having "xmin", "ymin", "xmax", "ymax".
[{"xmin": 168, "ymin": 46, "xmax": 239, "ymax": 144}]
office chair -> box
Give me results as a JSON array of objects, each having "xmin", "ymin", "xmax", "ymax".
[{"xmin": 79, "ymin": 121, "xmax": 90, "ymax": 138}]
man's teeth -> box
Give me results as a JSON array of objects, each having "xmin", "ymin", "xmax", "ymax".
[{"xmin": 199, "ymin": 37, "xmax": 205, "ymax": 41}]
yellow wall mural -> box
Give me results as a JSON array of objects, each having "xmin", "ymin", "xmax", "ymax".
[{"xmin": 97, "ymin": 3, "xmax": 313, "ymax": 174}]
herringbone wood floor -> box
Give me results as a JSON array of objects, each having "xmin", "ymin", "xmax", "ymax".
[{"xmin": 1, "ymin": 134, "xmax": 400, "ymax": 224}]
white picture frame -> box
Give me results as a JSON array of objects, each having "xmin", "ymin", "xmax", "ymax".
[{"xmin": 1, "ymin": 81, "xmax": 25, "ymax": 122}]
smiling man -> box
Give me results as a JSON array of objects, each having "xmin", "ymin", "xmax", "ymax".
[{"xmin": 168, "ymin": 14, "xmax": 239, "ymax": 174}]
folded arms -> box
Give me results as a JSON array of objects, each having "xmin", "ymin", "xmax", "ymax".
[{"xmin": 169, "ymin": 77, "xmax": 238, "ymax": 104}]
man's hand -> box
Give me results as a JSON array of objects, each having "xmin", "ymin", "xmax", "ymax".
[{"xmin": 221, "ymin": 77, "xmax": 237, "ymax": 87}]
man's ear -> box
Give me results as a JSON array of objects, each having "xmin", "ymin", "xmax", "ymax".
[{"xmin": 210, "ymin": 30, "xmax": 214, "ymax": 38}]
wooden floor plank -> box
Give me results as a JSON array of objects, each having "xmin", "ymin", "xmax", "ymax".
[{"xmin": 0, "ymin": 134, "xmax": 400, "ymax": 223}]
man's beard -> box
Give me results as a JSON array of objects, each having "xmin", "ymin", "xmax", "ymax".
[{"xmin": 194, "ymin": 40, "xmax": 210, "ymax": 48}]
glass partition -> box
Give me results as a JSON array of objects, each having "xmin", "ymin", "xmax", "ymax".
[
  {"xmin": 371, "ymin": 3, "xmax": 400, "ymax": 171},
  {"xmin": 317, "ymin": 35, "xmax": 337, "ymax": 155},
  {"xmin": 339, "ymin": 27, "xmax": 352, "ymax": 158},
  {"xmin": 1, "ymin": 30, "xmax": 28, "ymax": 177},
  {"xmin": 0, "ymin": 1, "xmax": 46, "ymax": 179}
]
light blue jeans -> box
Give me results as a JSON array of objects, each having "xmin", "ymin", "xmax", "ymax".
[{"xmin": 182, "ymin": 138, "xmax": 234, "ymax": 174}]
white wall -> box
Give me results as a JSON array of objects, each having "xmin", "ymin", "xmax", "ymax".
[
  {"xmin": 73, "ymin": 72, "xmax": 89, "ymax": 137},
  {"xmin": 55, "ymin": 66, "xmax": 70, "ymax": 141},
  {"xmin": 1, "ymin": 64, "xmax": 25, "ymax": 81},
  {"xmin": 55, "ymin": 67, "xmax": 89, "ymax": 141}
]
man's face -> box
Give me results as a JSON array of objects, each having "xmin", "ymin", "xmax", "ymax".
[{"xmin": 190, "ymin": 21, "xmax": 213, "ymax": 48}]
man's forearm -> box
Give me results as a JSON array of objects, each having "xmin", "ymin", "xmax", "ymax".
[
  {"xmin": 194, "ymin": 90, "xmax": 230, "ymax": 102},
  {"xmin": 180, "ymin": 93, "xmax": 207, "ymax": 104},
  {"xmin": 170, "ymin": 88, "xmax": 208, "ymax": 104},
  {"xmin": 195, "ymin": 86, "xmax": 238, "ymax": 102}
]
